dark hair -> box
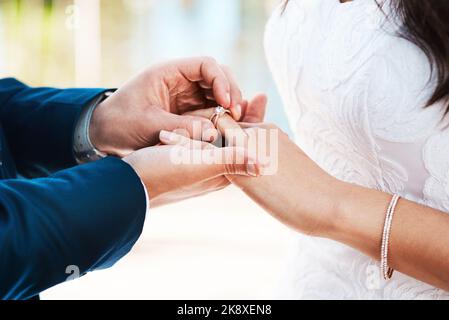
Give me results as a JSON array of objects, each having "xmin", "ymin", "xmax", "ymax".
[{"xmin": 283, "ymin": 0, "xmax": 449, "ymax": 114}]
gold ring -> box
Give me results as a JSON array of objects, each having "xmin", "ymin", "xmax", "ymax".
[{"xmin": 210, "ymin": 106, "xmax": 231, "ymax": 127}]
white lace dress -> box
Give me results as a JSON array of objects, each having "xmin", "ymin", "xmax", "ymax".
[{"xmin": 264, "ymin": 0, "xmax": 449, "ymax": 299}]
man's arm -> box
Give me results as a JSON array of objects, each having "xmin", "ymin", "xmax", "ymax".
[
  {"xmin": 0, "ymin": 131, "xmax": 261, "ymax": 300},
  {"xmin": 0, "ymin": 58, "xmax": 247, "ymax": 176},
  {"xmin": 0, "ymin": 78, "xmax": 108, "ymax": 177},
  {"xmin": 0, "ymin": 157, "xmax": 146, "ymax": 300}
]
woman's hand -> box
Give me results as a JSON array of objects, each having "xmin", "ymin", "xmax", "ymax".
[
  {"xmin": 185, "ymin": 105, "xmax": 449, "ymax": 291},
  {"xmin": 184, "ymin": 104, "xmax": 346, "ymax": 237},
  {"xmin": 229, "ymin": 122, "xmax": 347, "ymax": 236}
]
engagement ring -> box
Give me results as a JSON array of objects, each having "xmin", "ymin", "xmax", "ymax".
[{"xmin": 210, "ymin": 106, "xmax": 231, "ymax": 127}]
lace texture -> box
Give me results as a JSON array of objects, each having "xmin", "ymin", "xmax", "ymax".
[{"xmin": 265, "ymin": 0, "xmax": 449, "ymax": 300}]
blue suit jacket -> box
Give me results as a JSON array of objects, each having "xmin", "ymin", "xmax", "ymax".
[{"xmin": 0, "ymin": 78, "xmax": 146, "ymax": 300}]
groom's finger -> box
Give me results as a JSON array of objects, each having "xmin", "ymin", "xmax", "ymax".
[
  {"xmin": 158, "ymin": 130, "xmax": 265, "ymax": 178},
  {"xmin": 162, "ymin": 112, "xmax": 218, "ymax": 142},
  {"xmin": 159, "ymin": 131, "xmax": 213, "ymax": 150},
  {"xmin": 201, "ymin": 89, "xmax": 216, "ymax": 101},
  {"xmin": 173, "ymin": 57, "xmax": 232, "ymax": 109},
  {"xmin": 221, "ymin": 65, "xmax": 243, "ymax": 120},
  {"xmin": 157, "ymin": 139, "xmax": 261, "ymax": 178}
]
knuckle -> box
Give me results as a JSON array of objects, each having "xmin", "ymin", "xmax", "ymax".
[
  {"xmin": 173, "ymin": 128, "xmax": 191, "ymax": 139},
  {"xmin": 182, "ymin": 116, "xmax": 200, "ymax": 128},
  {"xmin": 220, "ymin": 64, "xmax": 231, "ymax": 73},
  {"xmin": 202, "ymin": 56, "xmax": 217, "ymax": 65},
  {"xmin": 265, "ymin": 123, "xmax": 279, "ymax": 130}
]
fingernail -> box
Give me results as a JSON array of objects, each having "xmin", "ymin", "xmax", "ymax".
[
  {"xmin": 225, "ymin": 93, "xmax": 231, "ymax": 107},
  {"xmin": 233, "ymin": 104, "xmax": 242, "ymax": 120},
  {"xmin": 246, "ymin": 163, "xmax": 259, "ymax": 177},
  {"xmin": 160, "ymin": 130, "xmax": 176, "ymax": 142},
  {"xmin": 202, "ymin": 129, "xmax": 218, "ymax": 142},
  {"xmin": 210, "ymin": 131, "xmax": 218, "ymax": 142},
  {"xmin": 202, "ymin": 124, "xmax": 218, "ymax": 142}
]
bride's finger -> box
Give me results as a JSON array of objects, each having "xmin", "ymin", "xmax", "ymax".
[
  {"xmin": 183, "ymin": 108, "xmax": 241, "ymax": 134},
  {"xmin": 242, "ymin": 93, "xmax": 267, "ymax": 123},
  {"xmin": 183, "ymin": 108, "xmax": 247, "ymax": 147}
]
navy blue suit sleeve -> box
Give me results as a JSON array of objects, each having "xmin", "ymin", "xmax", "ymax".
[
  {"xmin": 0, "ymin": 78, "xmax": 108, "ymax": 177},
  {"xmin": 0, "ymin": 157, "xmax": 147, "ymax": 300}
]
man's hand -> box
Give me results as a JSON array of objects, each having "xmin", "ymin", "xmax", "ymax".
[
  {"xmin": 172, "ymin": 93, "xmax": 268, "ymax": 201},
  {"xmin": 123, "ymin": 131, "xmax": 262, "ymax": 207},
  {"xmin": 89, "ymin": 57, "xmax": 245, "ymax": 157}
]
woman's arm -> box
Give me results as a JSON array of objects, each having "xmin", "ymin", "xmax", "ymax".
[
  {"xmin": 185, "ymin": 102, "xmax": 449, "ymax": 291},
  {"xmin": 184, "ymin": 102, "xmax": 449, "ymax": 291},
  {"xmin": 335, "ymin": 184, "xmax": 449, "ymax": 291},
  {"xmin": 231, "ymin": 124, "xmax": 449, "ymax": 291}
]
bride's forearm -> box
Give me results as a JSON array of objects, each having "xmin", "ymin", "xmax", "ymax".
[
  {"xmin": 218, "ymin": 118, "xmax": 449, "ymax": 290},
  {"xmin": 238, "ymin": 169, "xmax": 449, "ymax": 290},
  {"xmin": 332, "ymin": 183, "xmax": 449, "ymax": 291}
]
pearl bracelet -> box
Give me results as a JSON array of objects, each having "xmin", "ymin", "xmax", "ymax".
[{"xmin": 380, "ymin": 194, "xmax": 400, "ymax": 280}]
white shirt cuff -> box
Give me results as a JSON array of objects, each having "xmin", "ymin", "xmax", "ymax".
[{"xmin": 139, "ymin": 178, "xmax": 151, "ymax": 216}]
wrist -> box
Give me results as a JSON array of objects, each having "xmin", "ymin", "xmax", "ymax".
[
  {"xmin": 328, "ymin": 182, "xmax": 389, "ymax": 258},
  {"xmin": 326, "ymin": 182, "xmax": 357, "ymax": 238},
  {"xmin": 89, "ymin": 94, "xmax": 124, "ymax": 157},
  {"xmin": 315, "ymin": 179, "xmax": 355, "ymax": 239},
  {"xmin": 123, "ymin": 151, "xmax": 160, "ymax": 200}
]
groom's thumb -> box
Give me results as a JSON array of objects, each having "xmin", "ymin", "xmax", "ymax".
[{"xmin": 163, "ymin": 113, "xmax": 218, "ymax": 142}]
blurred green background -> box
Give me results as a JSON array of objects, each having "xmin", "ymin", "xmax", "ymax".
[{"xmin": 0, "ymin": 0, "xmax": 289, "ymax": 130}]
